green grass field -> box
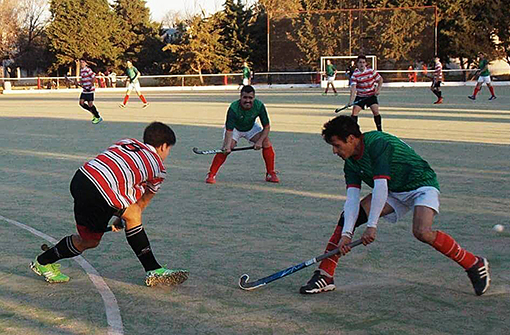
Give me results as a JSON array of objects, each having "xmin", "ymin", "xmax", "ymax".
[{"xmin": 0, "ymin": 86, "xmax": 509, "ymax": 335}]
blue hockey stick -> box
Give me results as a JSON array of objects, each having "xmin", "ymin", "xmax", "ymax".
[{"xmin": 238, "ymin": 239, "xmax": 363, "ymax": 291}]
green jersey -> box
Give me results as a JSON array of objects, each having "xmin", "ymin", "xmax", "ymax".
[
  {"xmin": 126, "ymin": 66, "xmax": 139, "ymax": 82},
  {"xmin": 479, "ymin": 59, "xmax": 490, "ymax": 76},
  {"xmin": 344, "ymin": 131, "xmax": 439, "ymax": 192},
  {"xmin": 225, "ymin": 99, "xmax": 270, "ymax": 132},
  {"xmin": 243, "ymin": 66, "xmax": 251, "ymax": 79},
  {"xmin": 326, "ymin": 64, "xmax": 336, "ymax": 77}
]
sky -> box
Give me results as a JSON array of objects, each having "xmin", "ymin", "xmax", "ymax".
[{"xmin": 145, "ymin": 0, "xmax": 229, "ymax": 22}]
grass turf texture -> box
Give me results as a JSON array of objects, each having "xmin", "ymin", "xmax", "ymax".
[{"xmin": 0, "ymin": 86, "xmax": 509, "ymax": 334}]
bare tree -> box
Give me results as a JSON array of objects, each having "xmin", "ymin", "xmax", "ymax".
[
  {"xmin": 161, "ymin": 9, "xmax": 183, "ymax": 28},
  {"xmin": 0, "ymin": 0, "xmax": 20, "ymax": 60}
]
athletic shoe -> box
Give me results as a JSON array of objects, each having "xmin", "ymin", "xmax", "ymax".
[
  {"xmin": 30, "ymin": 259, "xmax": 70, "ymax": 283},
  {"xmin": 119, "ymin": 103, "xmax": 126, "ymax": 109},
  {"xmin": 92, "ymin": 117, "xmax": 103, "ymax": 124},
  {"xmin": 322, "ymin": 92, "xmax": 327, "ymax": 96},
  {"xmin": 265, "ymin": 171, "xmax": 280, "ymax": 183},
  {"xmin": 488, "ymin": 96, "xmax": 497, "ymax": 101},
  {"xmin": 433, "ymin": 97, "xmax": 443, "ymax": 104},
  {"xmin": 467, "ymin": 95, "xmax": 476, "ymax": 100},
  {"xmin": 142, "ymin": 103, "xmax": 150, "ymax": 109},
  {"xmin": 299, "ymin": 270, "xmax": 335, "ymax": 294},
  {"xmin": 334, "ymin": 92, "xmax": 338, "ymax": 96},
  {"xmin": 466, "ymin": 256, "xmax": 491, "ymax": 296},
  {"xmin": 145, "ymin": 267, "xmax": 189, "ymax": 287},
  {"xmin": 205, "ymin": 173, "xmax": 216, "ymax": 184}
]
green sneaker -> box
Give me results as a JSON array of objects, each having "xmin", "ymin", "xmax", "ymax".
[
  {"xmin": 30, "ymin": 259, "xmax": 70, "ymax": 283},
  {"xmin": 92, "ymin": 116, "xmax": 103, "ymax": 124},
  {"xmin": 145, "ymin": 267, "xmax": 189, "ymax": 287}
]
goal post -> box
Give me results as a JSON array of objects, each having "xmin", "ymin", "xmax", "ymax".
[{"xmin": 320, "ymin": 55, "xmax": 377, "ymax": 88}]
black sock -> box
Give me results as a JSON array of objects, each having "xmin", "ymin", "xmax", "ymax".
[
  {"xmin": 438, "ymin": 91, "xmax": 442, "ymax": 98},
  {"xmin": 80, "ymin": 103, "xmax": 91, "ymax": 111},
  {"xmin": 125, "ymin": 225, "xmax": 161, "ymax": 272},
  {"xmin": 37, "ymin": 236, "xmax": 81, "ymax": 265},
  {"xmin": 432, "ymin": 90, "xmax": 440, "ymax": 98},
  {"xmin": 90, "ymin": 105, "xmax": 100, "ymax": 118},
  {"xmin": 352, "ymin": 115, "xmax": 358, "ymax": 123},
  {"xmin": 374, "ymin": 114, "xmax": 382, "ymax": 131}
]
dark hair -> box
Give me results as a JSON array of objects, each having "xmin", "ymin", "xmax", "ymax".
[
  {"xmin": 143, "ymin": 122, "xmax": 176, "ymax": 147},
  {"xmin": 356, "ymin": 55, "xmax": 367, "ymax": 62},
  {"xmin": 240, "ymin": 85, "xmax": 255, "ymax": 95},
  {"xmin": 322, "ymin": 115, "xmax": 362, "ymax": 143}
]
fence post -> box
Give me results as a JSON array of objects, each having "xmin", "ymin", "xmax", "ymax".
[
  {"xmin": 223, "ymin": 75, "xmax": 228, "ymax": 85},
  {"xmin": 37, "ymin": 76, "xmax": 42, "ymax": 89}
]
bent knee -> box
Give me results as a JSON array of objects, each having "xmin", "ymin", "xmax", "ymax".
[{"xmin": 412, "ymin": 227, "xmax": 435, "ymax": 244}]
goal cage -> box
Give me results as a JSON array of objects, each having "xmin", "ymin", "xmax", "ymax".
[
  {"xmin": 320, "ymin": 55, "xmax": 377, "ymax": 88},
  {"xmin": 268, "ymin": 6, "xmax": 437, "ymax": 72}
]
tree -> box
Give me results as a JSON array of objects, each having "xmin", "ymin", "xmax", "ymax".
[
  {"xmin": 0, "ymin": 0, "xmax": 19, "ymax": 62},
  {"xmin": 163, "ymin": 13, "xmax": 229, "ymax": 84},
  {"xmin": 113, "ymin": 0, "xmax": 166, "ymax": 73},
  {"xmin": 47, "ymin": 0, "xmax": 121, "ymax": 72},
  {"xmin": 14, "ymin": 0, "xmax": 53, "ymax": 75},
  {"xmin": 493, "ymin": 0, "xmax": 510, "ymax": 66}
]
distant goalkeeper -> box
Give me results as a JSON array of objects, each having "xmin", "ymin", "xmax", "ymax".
[{"xmin": 120, "ymin": 60, "xmax": 150, "ymax": 109}]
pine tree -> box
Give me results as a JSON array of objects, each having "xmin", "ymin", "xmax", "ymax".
[{"xmin": 217, "ymin": 0, "xmax": 251, "ymax": 70}]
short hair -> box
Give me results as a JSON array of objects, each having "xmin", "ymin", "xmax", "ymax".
[
  {"xmin": 356, "ymin": 55, "xmax": 367, "ymax": 62},
  {"xmin": 143, "ymin": 122, "xmax": 176, "ymax": 147},
  {"xmin": 241, "ymin": 85, "xmax": 255, "ymax": 95},
  {"xmin": 322, "ymin": 115, "xmax": 362, "ymax": 143}
]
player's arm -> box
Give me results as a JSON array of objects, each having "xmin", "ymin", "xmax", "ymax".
[
  {"xmin": 361, "ymin": 178, "xmax": 388, "ymax": 245},
  {"xmin": 338, "ymin": 186, "xmax": 361, "ymax": 254},
  {"xmin": 132, "ymin": 68, "xmax": 140, "ymax": 82},
  {"xmin": 349, "ymin": 82, "xmax": 357, "ymax": 105},
  {"xmin": 223, "ymin": 107, "xmax": 236, "ymax": 153},
  {"xmin": 375, "ymin": 73, "xmax": 383, "ymax": 95}
]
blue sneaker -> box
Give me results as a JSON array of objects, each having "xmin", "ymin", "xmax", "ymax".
[{"xmin": 488, "ymin": 96, "xmax": 497, "ymax": 101}]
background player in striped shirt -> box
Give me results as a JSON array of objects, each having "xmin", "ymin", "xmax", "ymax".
[
  {"xmin": 430, "ymin": 56, "xmax": 443, "ymax": 104},
  {"xmin": 78, "ymin": 59, "xmax": 102, "ymax": 124},
  {"xmin": 468, "ymin": 52, "xmax": 497, "ymax": 101},
  {"xmin": 206, "ymin": 85, "xmax": 279, "ymax": 184},
  {"xmin": 349, "ymin": 55, "xmax": 384, "ymax": 131},
  {"xmin": 300, "ymin": 115, "xmax": 490, "ymax": 296},
  {"xmin": 120, "ymin": 60, "xmax": 149, "ymax": 109},
  {"xmin": 30, "ymin": 122, "xmax": 189, "ymax": 287}
]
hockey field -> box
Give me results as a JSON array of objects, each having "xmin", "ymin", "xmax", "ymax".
[{"xmin": 0, "ymin": 86, "xmax": 509, "ymax": 334}]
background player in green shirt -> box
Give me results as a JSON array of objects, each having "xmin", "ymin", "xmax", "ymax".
[
  {"xmin": 300, "ymin": 115, "xmax": 490, "ymax": 296},
  {"xmin": 206, "ymin": 85, "xmax": 279, "ymax": 184},
  {"xmin": 242, "ymin": 61, "xmax": 251, "ymax": 86},
  {"xmin": 120, "ymin": 60, "xmax": 150, "ymax": 109},
  {"xmin": 323, "ymin": 59, "xmax": 338, "ymax": 96},
  {"xmin": 468, "ymin": 52, "xmax": 497, "ymax": 101}
]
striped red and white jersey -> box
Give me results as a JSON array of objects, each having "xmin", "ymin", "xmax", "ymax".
[
  {"xmin": 80, "ymin": 66, "xmax": 96, "ymax": 93},
  {"xmin": 434, "ymin": 61, "xmax": 443, "ymax": 81},
  {"xmin": 351, "ymin": 68, "xmax": 382, "ymax": 97},
  {"xmin": 80, "ymin": 138, "xmax": 166, "ymax": 209}
]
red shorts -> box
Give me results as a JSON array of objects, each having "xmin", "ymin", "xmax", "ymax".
[{"xmin": 77, "ymin": 224, "xmax": 104, "ymax": 241}]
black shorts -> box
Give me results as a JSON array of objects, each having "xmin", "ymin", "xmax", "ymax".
[
  {"xmin": 432, "ymin": 80, "xmax": 442, "ymax": 89},
  {"xmin": 354, "ymin": 95, "xmax": 378, "ymax": 109},
  {"xmin": 79, "ymin": 92, "xmax": 95, "ymax": 102},
  {"xmin": 70, "ymin": 170, "xmax": 118, "ymax": 233}
]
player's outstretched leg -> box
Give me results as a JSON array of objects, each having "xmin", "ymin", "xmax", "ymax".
[{"xmin": 263, "ymin": 146, "xmax": 279, "ymax": 183}]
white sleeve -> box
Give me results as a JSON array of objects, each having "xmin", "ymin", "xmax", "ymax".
[
  {"xmin": 366, "ymin": 179, "xmax": 388, "ymax": 228},
  {"xmin": 341, "ymin": 187, "xmax": 361, "ymax": 238}
]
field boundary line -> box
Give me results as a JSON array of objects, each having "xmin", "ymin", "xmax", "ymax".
[{"xmin": 0, "ymin": 214, "xmax": 124, "ymax": 335}]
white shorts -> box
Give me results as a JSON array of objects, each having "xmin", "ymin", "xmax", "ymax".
[
  {"xmin": 327, "ymin": 76, "xmax": 336, "ymax": 83},
  {"xmin": 126, "ymin": 81, "xmax": 141, "ymax": 94},
  {"xmin": 477, "ymin": 75, "xmax": 491, "ymax": 84},
  {"xmin": 223, "ymin": 123, "xmax": 263, "ymax": 143},
  {"xmin": 382, "ymin": 186, "xmax": 440, "ymax": 223},
  {"xmin": 243, "ymin": 78, "xmax": 250, "ymax": 86}
]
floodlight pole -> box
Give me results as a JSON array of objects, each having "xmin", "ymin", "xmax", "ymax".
[
  {"xmin": 434, "ymin": 6, "xmax": 438, "ymax": 56},
  {"xmin": 267, "ymin": 12, "xmax": 270, "ymax": 72}
]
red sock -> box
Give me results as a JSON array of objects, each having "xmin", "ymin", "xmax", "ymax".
[
  {"xmin": 123, "ymin": 95, "xmax": 129, "ymax": 105},
  {"xmin": 473, "ymin": 87, "xmax": 481, "ymax": 97},
  {"xmin": 432, "ymin": 231, "xmax": 477, "ymax": 270},
  {"xmin": 488, "ymin": 86, "xmax": 495, "ymax": 96},
  {"xmin": 262, "ymin": 146, "xmax": 276, "ymax": 173},
  {"xmin": 209, "ymin": 153, "xmax": 227, "ymax": 175},
  {"xmin": 140, "ymin": 95, "xmax": 147, "ymax": 104},
  {"xmin": 318, "ymin": 225, "xmax": 342, "ymax": 277}
]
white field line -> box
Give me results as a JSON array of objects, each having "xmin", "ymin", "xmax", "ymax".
[{"xmin": 0, "ymin": 215, "xmax": 124, "ymax": 335}]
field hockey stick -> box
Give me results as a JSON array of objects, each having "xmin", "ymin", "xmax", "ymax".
[
  {"xmin": 64, "ymin": 74, "xmax": 81, "ymax": 87},
  {"xmin": 335, "ymin": 96, "xmax": 371, "ymax": 113},
  {"xmin": 40, "ymin": 220, "xmax": 125, "ymax": 251},
  {"xmin": 239, "ymin": 239, "xmax": 363, "ymax": 291},
  {"xmin": 192, "ymin": 145, "xmax": 255, "ymax": 155}
]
